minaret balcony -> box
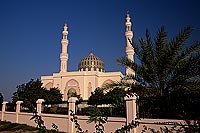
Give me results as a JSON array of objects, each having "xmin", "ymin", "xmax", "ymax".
[
  {"xmin": 60, "ymin": 53, "xmax": 68, "ymax": 59},
  {"xmin": 126, "ymin": 47, "xmax": 134, "ymax": 53},
  {"xmin": 61, "ymin": 39, "xmax": 69, "ymax": 44},
  {"xmin": 125, "ymin": 31, "xmax": 133, "ymax": 36}
]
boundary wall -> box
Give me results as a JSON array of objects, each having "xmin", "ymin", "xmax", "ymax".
[{"xmin": 0, "ymin": 94, "xmax": 185, "ymax": 133}]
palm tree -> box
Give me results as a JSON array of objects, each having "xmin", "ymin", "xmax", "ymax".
[{"xmin": 108, "ymin": 26, "xmax": 200, "ymax": 97}]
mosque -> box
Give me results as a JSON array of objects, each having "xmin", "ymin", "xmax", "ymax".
[{"xmin": 41, "ymin": 13, "xmax": 134, "ymax": 101}]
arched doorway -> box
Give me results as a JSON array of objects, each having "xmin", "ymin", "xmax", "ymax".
[
  {"xmin": 67, "ymin": 88, "xmax": 77, "ymax": 99},
  {"xmin": 64, "ymin": 79, "xmax": 80, "ymax": 101}
]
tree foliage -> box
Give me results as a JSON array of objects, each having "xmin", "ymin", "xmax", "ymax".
[
  {"xmin": 88, "ymin": 87, "xmax": 105, "ymax": 106},
  {"xmin": 12, "ymin": 79, "xmax": 62, "ymax": 110},
  {"xmin": 0, "ymin": 92, "xmax": 3, "ymax": 110},
  {"xmin": 43, "ymin": 88, "xmax": 63, "ymax": 104},
  {"xmin": 105, "ymin": 26, "xmax": 200, "ymax": 119},
  {"xmin": 88, "ymin": 87, "xmax": 126, "ymax": 117},
  {"xmin": 115, "ymin": 26, "xmax": 200, "ymax": 95},
  {"xmin": 0, "ymin": 92, "xmax": 3, "ymax": 103}
]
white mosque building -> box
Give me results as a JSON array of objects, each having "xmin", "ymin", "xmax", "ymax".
[{"xmin": 41, "ymin": 13, "xmax": 134, "ymax": 101}]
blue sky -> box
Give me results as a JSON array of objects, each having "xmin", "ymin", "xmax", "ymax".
[{"xmin": 0, "ymin": 0, "xmax": 200, "ymax": 101}]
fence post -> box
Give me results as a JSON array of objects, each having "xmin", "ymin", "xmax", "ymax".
[
  {"xmin": 16, "ymin": 101, "xmax": 23, "ymax": 123},
  {"xmin": 36, "ymin": 99, "xmax": 45, "ymax": 115},
  {"xmin": 68, "ymin": 97, "xmax": 78, "ymax": 133},
  {"xmin": 124, "ymin": 93, "xmax": 139, "ymax": 133},
  {"xmin": 1, "ymin": 101, "xmax": 8, "ymax": 121}
]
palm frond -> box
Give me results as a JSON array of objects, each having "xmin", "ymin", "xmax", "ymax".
[
  {"xmin": 155, "ymin": 26, "xmax": 168, "ymax": 58},
  {"xmin": 168, "ymin": 26, "xmax": 194, "ymax": 58},
  {"xmin": 132, "ymin": 40, "xmax": 143, "ymax": 62},
  {"xmin": 116, "ymin": 57, "xmax": 140, "ymax": 72},
  {"xmin": 107, "ymin": 26, "xmax": 200, "ymax": 97},
  {"xmin": 121, "ymin": 74, "xmax": 135, "ymax": 81},
  {"xmin": 178, "ymin": 41, "xmax": 200, "ymax": 61}
]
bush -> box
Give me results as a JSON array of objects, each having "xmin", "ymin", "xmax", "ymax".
[
  {"xmin": 5, "ymin": 103, "xmax": 16, "ymax": 112},
  {"xmin": 42, "ymin": 106, "xmax": 68, "ymax": 115},
  {"xmin": 0, "ymin": 121, "xmax": 37, "ymax": 132},
  {"xmin": 137, "ymin": 93, "xmax": 200, "ymax": 119}
]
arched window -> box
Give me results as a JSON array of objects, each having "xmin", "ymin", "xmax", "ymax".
[
  {"xmin": 102, "ymin": 79, "xmax": 113, "ymax": 87},
  {"xmin": 88, "ymin": 82, "xmax": 92, "ymax": 97},
  {"xmin": 44, "ymin": 82, "xmax": 53, "ymax": 89}
]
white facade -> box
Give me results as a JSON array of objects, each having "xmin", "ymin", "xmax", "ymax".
[
  {"xmin": 41, "ymin": 13, "xmax": 134, "ymax": 100},
  {"xmin": 41, "ymin": 71, "xmax": 122, "ymax": 100}
]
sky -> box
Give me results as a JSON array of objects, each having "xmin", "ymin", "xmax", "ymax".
[{"xmin": 0, "ymin": 0, "xmax": 200, "ymax": 101}]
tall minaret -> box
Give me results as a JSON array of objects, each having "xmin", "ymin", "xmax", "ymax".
[
  {"xmin": 125, "ymin": 12, "xmax": 134, "ymax": 76},
  {"xmin": 60, "ymin": 23, "xmax": 69, "ymax": 73}
]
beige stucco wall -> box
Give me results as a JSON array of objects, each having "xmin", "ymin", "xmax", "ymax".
[
  {"xmin": 4, "ymin": 112, "xmax": 16, "ymax": 123},
  {"xmin": 73, "ymin": 115, "xmax": 126, "ymax": 133},
  {"xmin": 1, "ymin": 111, "xmax": 69, "ymax": 132},
  {"xmin": 137, "ymin": 118, "xmax": 184, "ymax": 132},
  {"xmin": 1, "ymin": 111, "xmax": 126, "ymax": 132},
  {"xmin": 41, "ymin": 76, "xmax": 54, "ymax": 89},
  {"xmin": 18, "ymin": 112, "xmax": 36, "ymax": 127},
  {"xmin": 1, "ymin": 111, "xmax": 186, "ymax": 133},
  {"xmin": 41, "ymin": 71, "xmax": 123, "ymax": 100},
  {"xmin": 41, "ymin": 113, "xmax": 69, "ymax": 132}
]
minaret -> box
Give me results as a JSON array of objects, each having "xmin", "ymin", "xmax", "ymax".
[
  {"xmin": 60, "ymin": 23, "xmax": 69, "ymax": 73},
  {"xmin": 125, "ymin": 12, "xmax": 135, "ymax": 76}
]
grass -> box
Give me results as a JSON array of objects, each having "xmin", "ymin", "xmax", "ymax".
[
  {"xmin": 0, "ymin": 121, "xmax": 65, "ymax": 133},
  {"xmin": 0, "ymin": 121, "xmax": 37, "ymax": 132}
]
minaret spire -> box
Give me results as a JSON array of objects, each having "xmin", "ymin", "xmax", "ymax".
[
  {"xmin": 60, "ymin": 23, "xmax": 69, "ymax": 73},
  {"xmin": 125, "ymin": 12, "xmax": 135, "ymax": 76}
]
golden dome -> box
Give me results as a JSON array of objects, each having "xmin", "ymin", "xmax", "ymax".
[{"xmin": 78, "ymin": 53, "xmax": 104, "ymax": 71}]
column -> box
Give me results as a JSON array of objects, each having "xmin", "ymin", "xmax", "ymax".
[
  {"xmin": 68, "ymin": 97, "xmax": 78, "ymax": 133},
  {"xmin": 124, "ymin": 93, "xmax": 139, "ymax": 133},
  {"xmin": 1, "ymin": 101, "xmax": 8, "ymax": 121},
  {"xmin": 36, "ymin": 99, "xmax": 45, "ymax": 115},
  {"xmin": 16, "ymin": 101, "xmax": 23, "ymax": 123}
]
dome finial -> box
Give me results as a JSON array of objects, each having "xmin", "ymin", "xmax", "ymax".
[
  {"xmin": 90, "ymin": 48, "xmax": 94, "ymax": 55},
  {"xmin": 64, "ymin": 23, "xmax": 68, "ymax": 31},
  {"xmin": 126, "ymin": 11, "xmax": 130, "ymax": 17}
]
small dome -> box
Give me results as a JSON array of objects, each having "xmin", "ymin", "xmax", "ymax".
[{"xmin": 78, "ymin": 53, "xmax": 104, "ymax": 72}]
